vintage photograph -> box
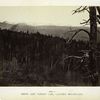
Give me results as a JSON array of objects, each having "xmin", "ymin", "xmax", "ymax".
[{"xmin": 0, "ymin": 6, "xmax": 100, "ymax": 86}]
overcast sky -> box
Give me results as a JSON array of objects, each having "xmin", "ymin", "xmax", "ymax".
[{"xmin": 0, "ymin": 6, "xmax": 89, "ymax": 26}]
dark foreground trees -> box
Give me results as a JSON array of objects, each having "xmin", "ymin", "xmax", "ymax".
[{"xmin": 0, "ymin": 28, "xmax": 97, "ymax": 86}]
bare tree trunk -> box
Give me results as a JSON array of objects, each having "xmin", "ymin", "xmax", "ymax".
[{"xmin": 89, "ymin": 7, "xmax": 98, "ymax": 86}]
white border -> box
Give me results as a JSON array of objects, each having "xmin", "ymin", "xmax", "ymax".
[
  {"xmin": 0, "ymin": 0, "xmax": 100, "ymax": 100},
  {"xmin": 0, "ymin": 0, "xmax": 99, "ymax": 6}
]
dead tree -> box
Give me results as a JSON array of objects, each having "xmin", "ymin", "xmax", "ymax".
[
  {"xmin": 88, "ymin": 7, "xmax": 98, "ymax": 86},
  {"xmin": 70, "ymin": 6, "xmax": 100, "ymax": 86}
]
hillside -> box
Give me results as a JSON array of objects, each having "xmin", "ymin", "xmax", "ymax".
[
  {"xmin": 0, "ymin": 21, "xmax": 94, "ymax": 41},
  {"xmin": 0, "ymin": 21, "xmax": 100, "ymax": 42},
  {"xmin": 0, "ymin": 28, "xmax": 94, "ymax": 86}
]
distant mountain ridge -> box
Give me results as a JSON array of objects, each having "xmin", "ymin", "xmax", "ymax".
[{"xmin": 0, "ymin": 21, "xmax": 100, "ymax": 42}]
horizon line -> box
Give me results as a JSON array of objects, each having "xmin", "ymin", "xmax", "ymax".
[{"xmin": 0, "ymin": 21, "xmax": 90, "ymax": 27}]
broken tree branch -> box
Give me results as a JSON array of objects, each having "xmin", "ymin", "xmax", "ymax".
[
  {"xmin": 66, "ymin": 29, "xmax": 90, "ymax": 43},
  {"xmin": 73, "ymin": 6, "xmax": 89, "ymax": 15},
  {"xmin": 80, "ymin": 19, "xmax": 90, "ymax": 25},
  {"xmin": 97, "ymin": 7, "xmax": 100, "ymax": 15}
]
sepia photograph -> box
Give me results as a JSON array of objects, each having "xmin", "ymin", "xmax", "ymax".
[{"xmin": 0, "ymin": 6, "xmax": 100, "ymax": 86}]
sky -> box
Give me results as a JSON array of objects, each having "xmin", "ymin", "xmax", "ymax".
[{"xmin": 0, "ymin": 6, "xmax": 89, "ymax": 26}]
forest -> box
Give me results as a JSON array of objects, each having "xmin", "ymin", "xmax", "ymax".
[{"xmin": 0, "ymin": 28, "xmax": 100, "ymax": 86}]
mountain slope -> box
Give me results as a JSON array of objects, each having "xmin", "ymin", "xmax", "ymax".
[{"xmin": 0, "ymin": 21, "xmax": 100, "ymax": 42}]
